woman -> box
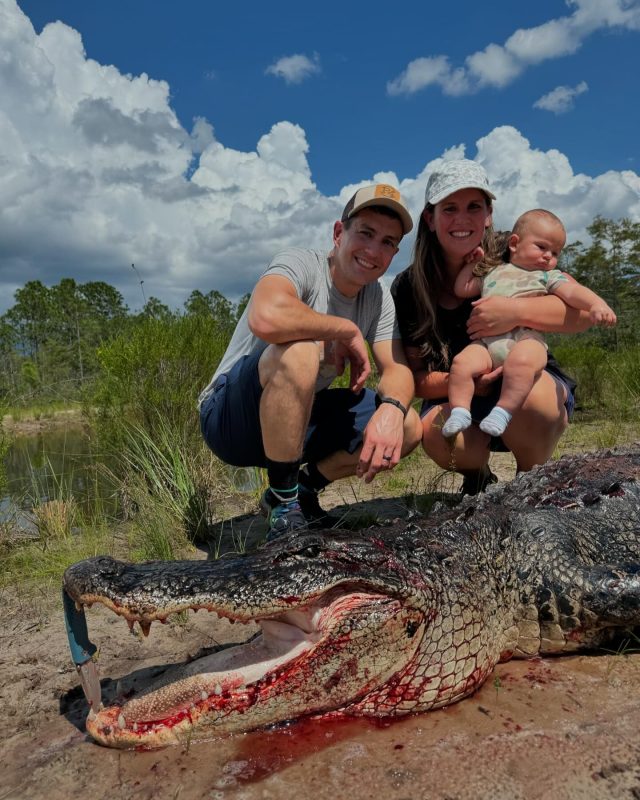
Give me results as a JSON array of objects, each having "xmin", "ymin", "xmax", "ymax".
[{"xmin": 391, "ymin": 159, "xmax": 588, "ymax": 493}]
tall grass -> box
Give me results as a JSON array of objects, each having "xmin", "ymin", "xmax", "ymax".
[
  {"xmin": 551, "ymin": 344, "xmax": 640, "ymax": 419},
  {"xmin": 105, "ymin": 413, "xmax": 251, "ymax": 560}
]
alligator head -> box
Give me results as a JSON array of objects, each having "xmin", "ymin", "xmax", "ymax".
[{"xmin": 63, "ymin": 447, "xmax": 640, "ymax": 749}]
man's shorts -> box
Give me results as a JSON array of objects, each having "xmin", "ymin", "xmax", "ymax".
[
  {"xmin": 419, "ymin": 367, "xmax": 576, "ymax": 453},
  {"xmin": 199, "ymin": 348, "xmax": 379, "ymax": 467}
]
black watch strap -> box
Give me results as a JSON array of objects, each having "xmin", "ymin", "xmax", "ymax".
[{"xmin": 378, "ymin": 396, "xmax": 408, "ymax": 417}]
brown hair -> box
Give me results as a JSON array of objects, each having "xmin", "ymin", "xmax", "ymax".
[{"xmin": 407, "ymin": 205, "xmax": 503, "ymax": 367}]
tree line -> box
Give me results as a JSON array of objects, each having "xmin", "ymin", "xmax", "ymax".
[
  {"xmin": 1, "ymin": 215, "xmax": 639, "ymax": 409},
  {"xmin": 0, "ymin": 279, "xmax": 249, "ymax": 405}
]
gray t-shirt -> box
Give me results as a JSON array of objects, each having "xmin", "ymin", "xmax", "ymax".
[{"xmin": 198, "ymin": 247, "xmax": 399, "ymax": 406}]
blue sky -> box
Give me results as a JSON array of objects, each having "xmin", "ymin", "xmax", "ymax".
[{"xmin": 2, "ymin": 0, "xmax": 639, "ymax": 312}]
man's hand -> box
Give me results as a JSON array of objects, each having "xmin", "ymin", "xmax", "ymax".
[
  {"xmin": 467, "ymin": 296, "xmax": 519, "ymax": 339},
  {"xmin": 473, "ymin": 366, "xmax": 503, "ymax": 396},
  {"xmin": 356, "ymin": 403, "xmax": 404, "ymax": 483},
  {"xmin": 332, "ymin": 330, "xmax": 371, "ymax": 393}
]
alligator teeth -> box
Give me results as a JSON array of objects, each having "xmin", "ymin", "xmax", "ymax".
[
  {"xmin": 117, "ymin": 713, "xmax": 126, "ymax": 730},
  {"xmin": 200, "ymin": 691, "xmax": 208, "ymax": 701},
  {"xmin": 126, "ymin": 619, "xmax": 135, "ymax": 632},
  {"xmin": 213, "ymin": 684, "xmax": 222, "ymax": 696},
  {"xmin": 140, "ymin": 621, "xmax": 152, "ymax": 637}
]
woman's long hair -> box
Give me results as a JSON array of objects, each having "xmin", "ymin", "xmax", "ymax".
[{"xmin": 407, "ymin": 204, "xmax": 504, "ymax": 369}]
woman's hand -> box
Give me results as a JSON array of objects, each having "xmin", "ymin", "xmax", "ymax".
[
  {"xmin": 467, "ymin": 296, "xmax": 520, "ymax": 339},
  {"xmin": 473, "ymin": 366, "xmax": 503, "ymax": 396}
]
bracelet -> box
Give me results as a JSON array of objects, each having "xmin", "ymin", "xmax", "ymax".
[{"xmin": 378, "ymin": 396, "xmax": 408, "ymax": 417}]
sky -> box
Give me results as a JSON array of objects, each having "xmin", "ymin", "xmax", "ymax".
[{"xmin": 1, "ymin": 0, "xmax": 639, "ymax": 314}]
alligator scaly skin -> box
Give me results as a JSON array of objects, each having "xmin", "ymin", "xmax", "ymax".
[{"xmin": 63, "ymin": 446, "xmax": 640, "ymax": 747}]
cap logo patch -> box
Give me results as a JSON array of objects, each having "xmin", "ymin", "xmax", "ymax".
[{"xmin": 375, "ymin": 184, "xmax": 400, "ymax": 201}]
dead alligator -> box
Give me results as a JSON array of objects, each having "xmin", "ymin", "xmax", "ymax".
[{"xmin": 63, "ymin": 446, "xmax": 640, "ymax": 749}]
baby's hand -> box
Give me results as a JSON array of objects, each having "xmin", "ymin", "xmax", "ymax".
[
  {"xmin": 464, "ymin": 246, "xmax": 484, "ymax": 265},
  {"xmin": 589, "ymin": 305, "xmax": 617, "ymax": 327}
]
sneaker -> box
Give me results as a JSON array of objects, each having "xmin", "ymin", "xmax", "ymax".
[
  {"xmin": 297, "ymin": 485, "xmax": 341, "ymax": 529},
  {"xmin": 460, "ymin": 467, "xmax": 498, "ymax": 496},
  {"xmin": 261, "ymin": 497, "xmax": 307, "ymax": 542}
]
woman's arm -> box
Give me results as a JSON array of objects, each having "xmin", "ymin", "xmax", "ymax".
[
  {"xmin": 404, "ymin": 345, "xmax": 449, "ymax": 399},
  {"xmin": 467, "ymin": 291, "xmax": 591, "ymax": 340}
]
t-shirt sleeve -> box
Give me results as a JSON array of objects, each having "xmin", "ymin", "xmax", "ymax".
[
  {"xmin": 544, "ymin": 269, "xmax": 570, "ymax": 293},
  {"xmin": 263, "ymin": 248, "xmax": 316, "ymax": 301},
  {"xmin": 369, "ymin": 285, "xmax": 400, "ymax": 343},
  {"xmin": 390, "ymin": 270, "xmax": 422, "ymax": 348}
]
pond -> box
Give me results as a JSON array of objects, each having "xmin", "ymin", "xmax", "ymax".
[{"xmin": 1, "ymin": 425, "xmax": 118, "ymax": 529}]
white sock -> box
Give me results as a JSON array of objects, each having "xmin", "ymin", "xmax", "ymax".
[
  {"xmin": 479, "ymin": 406, "xmax": 512, "ymax": 437},
  {"xmin": 442, "ymin": 407, "xmax": 473, "ymax": 437}
]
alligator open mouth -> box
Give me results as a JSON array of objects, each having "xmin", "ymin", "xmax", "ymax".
[
  {"xmin": 64, "ymin": 447, "xmax": 640, "ymax": 750},
  {"xmin": 63, "ymin": 556, "xmax": 423, "ymax": 749}
]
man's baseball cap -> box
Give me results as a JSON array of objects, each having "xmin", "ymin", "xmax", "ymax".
[
  {"xmin": 341, "ymin": 184, "xmax": 413, "ymax": 235},
  {"xmin": 424, "ymin": 159, "xmax": 496, "ymax": 206}
]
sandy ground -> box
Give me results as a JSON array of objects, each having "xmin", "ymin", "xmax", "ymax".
[{"xmin": 2, "ymin": 454, "xmax": 640, "ymax": 800}]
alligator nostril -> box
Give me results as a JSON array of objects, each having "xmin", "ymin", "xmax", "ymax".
[{"xmin": 406, "ymin": 621, "xmax": 419, "ymax": 638}]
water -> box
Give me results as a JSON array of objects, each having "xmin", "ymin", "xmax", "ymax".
[{"xmin": 2, "ymin": 425, "xmax": 117, "ymax": 527}]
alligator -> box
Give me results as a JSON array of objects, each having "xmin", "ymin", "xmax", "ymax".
[{"xmin": 63, "ymin": 446, "xmax": 640, "ymax": 749}]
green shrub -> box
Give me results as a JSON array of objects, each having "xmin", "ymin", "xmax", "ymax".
[{"xmin": 93, "ymin": 313, "xmax": 229, "ymax": 443}]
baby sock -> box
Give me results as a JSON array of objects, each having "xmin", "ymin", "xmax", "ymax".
[
  {"xmin": 479, "ymin": 407, "xmax": 512, "ymax": 437},
  {"xmin": 442, "ymin": 407, "xmax": 472, "ymax": 437}
]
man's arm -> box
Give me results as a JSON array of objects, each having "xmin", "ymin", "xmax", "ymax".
[
  {"xmin": 248, "ymin": 274, "xmax": 371, "ymax": 391},
  {"xmin": 355, "ymin": 338, "xmax": 416, "ymax": 482}
]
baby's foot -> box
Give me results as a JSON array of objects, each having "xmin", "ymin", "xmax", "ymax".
[
  {"xmin": 442, "ymin": 407, "xmax": 472, "ymax": 437},
  {"xmin": 479, "ymin": 407, "xmax": 512, "ymax": 437}
]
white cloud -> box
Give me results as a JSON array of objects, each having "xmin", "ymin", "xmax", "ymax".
[
  {"xmin": 386, "ymin": 56, "xmax": 470, "ymax": 97},
  {"xmin": 265, "ymin": 53, "xmax": 321, "ymax": 85},
  {"xmin": 0, "ymin": 1, "xmax": 638, "ymax": 315},
  {"xmin": 387, "ymin": 0, "xmax": 640, "ymax": 96},
  {"xmin": 473, "ymin": 126, "xmax": 640, "ymax": 239},
  {"xmin": 534, "ymin": 81, "xmax": 589, "ymax": 113}
]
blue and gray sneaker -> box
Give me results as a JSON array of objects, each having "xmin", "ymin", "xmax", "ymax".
[{"xmin": 260, "ymin": 490, "xmax": 308, "ymax": 542}]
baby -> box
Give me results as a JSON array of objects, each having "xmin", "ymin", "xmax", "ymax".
[{"xmin": 442, "ymin": 208, "xmax": 616, "ymax": 439}]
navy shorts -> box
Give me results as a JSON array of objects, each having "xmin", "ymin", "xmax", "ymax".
[
  {"xmin": 199, "ymin": 348, "xmax": 379, "ymax": 467},
  {"xmin": 420, "ymin": 368, "xmax": 576, "ymax": 453}
]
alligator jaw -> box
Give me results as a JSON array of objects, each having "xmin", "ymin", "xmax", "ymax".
[{"xmin": 75, "ymin": 587, "xmax": 423, "ymax": 749}]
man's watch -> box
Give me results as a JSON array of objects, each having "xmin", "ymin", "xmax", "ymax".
[{"xmin": 378, "ymin": 395, "xmax": 408, "ymax": 417}]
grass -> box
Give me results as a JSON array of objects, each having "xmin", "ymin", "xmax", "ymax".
[
  {"xmin": 2, "ymin": 400, "xmax": 83, "ymax": 427},
  {"xmin": 3, "ymin": 407, "xmax": 639, "ymax": 590}
]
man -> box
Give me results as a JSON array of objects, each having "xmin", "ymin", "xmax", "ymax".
[{"xmin": 199, "ymin": 184, "xmax": 423, "ymax": 541}]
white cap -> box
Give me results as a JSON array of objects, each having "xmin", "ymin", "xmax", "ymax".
[{"xmin": 424, "ymin": 160, "xmax": 495, "ymax": 206}]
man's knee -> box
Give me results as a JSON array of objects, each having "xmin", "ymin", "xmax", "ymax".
[{"xmin": 259, "ymin": 341, "xmax": 320, "ymax": 391}]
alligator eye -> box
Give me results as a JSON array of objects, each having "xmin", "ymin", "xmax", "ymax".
[
  {"xmin": 405, "ymin": 621, "xmax": 419, "ymax": 638},
  {"xmin": 296, "ymin": 545, "xmax": 322, "ymax": 559}
]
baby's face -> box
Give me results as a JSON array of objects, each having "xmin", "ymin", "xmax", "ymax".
[{"xmin": 510, "ymin": 220, "xmax": 566, "ymax": 271}]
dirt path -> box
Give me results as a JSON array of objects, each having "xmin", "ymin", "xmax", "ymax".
[{"xmin": 2, "ymin": 450, "xmax": 640, "ymax": 800}]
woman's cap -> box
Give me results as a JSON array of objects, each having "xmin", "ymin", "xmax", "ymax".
[
  {"xmin": 424, "ymin": 159, "xmax": 496, "ymax": 206},
  {"xmin": 341, "ymin": 184, "xmax": 413, "ymax": 235}
]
